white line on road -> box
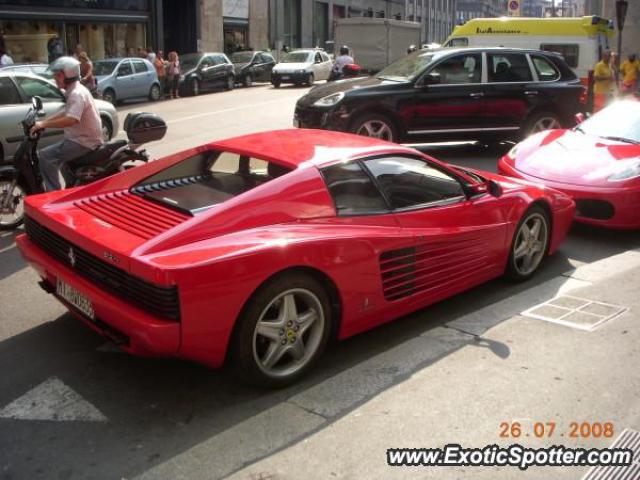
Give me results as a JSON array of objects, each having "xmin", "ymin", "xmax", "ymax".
[
  {"xmin": 0, "ymin": 377, "xmax": 107, "ymax": 422},
  {"xmin": 166, "ymin": 98, "xmax": 291, "ymax": 125}
]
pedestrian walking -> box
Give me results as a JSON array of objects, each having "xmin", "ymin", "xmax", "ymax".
[
  {"xmin": 72, "ymin": 44, "xmax": 84, "ymax": 60},
  {"xmin": 167, "ymin": 51, "xmax": 180, "ymax": 99},
  {"xmin": 620, "ymin": 53, "xmax": 640, "ymax": 95},
  {"xmin": 146, "ymin": 47, "xmax": 156, "ymax": 64},
  {"xmin": 78, "ymin": 51, "xmax": 97, "ymax": 98},
  {"xmin": 593, "ymin": 50, "xmax": 614, "ymax": 111},
  {"xmin": 0, "ymin": 46, "xmax": 13, "ymax": 66},
  {"xmin": 154, "ymin": 50, "xmax": 168, "ymax": 99}
]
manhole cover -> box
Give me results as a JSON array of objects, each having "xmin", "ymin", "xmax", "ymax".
[
  {"xmin": 582, "ymin": 428, "xmax": 640, "ymax": 480},
  {"xmin": 521, "ymin": 295, "xmax": 627, "ymax": 331}
]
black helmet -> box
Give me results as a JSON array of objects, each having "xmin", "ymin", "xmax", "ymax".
[{"xmin": 339, "ymin": 45, "xmax": 349, "ymax": 55}]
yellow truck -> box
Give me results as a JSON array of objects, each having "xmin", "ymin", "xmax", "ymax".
[{"xmin": 444, "ymin": 16, "xmax": 613, "ymax": 82}]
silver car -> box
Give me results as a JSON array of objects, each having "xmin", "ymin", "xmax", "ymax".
[
  {"xmin": 94, "ymin": 58, "xmax": 161, "ymax": 105},
  {"xmin": 0, "ymin": 72, "xmax": 119, "ymax": 164}
]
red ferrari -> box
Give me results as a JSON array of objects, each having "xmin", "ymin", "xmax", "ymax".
[
  {"xmin": 17, "ymin": 129, "xmax": 575, "ymax": 386},
  {"xmin": 499, "ymin": 100, "xmax": 640, "ymax": 229}
]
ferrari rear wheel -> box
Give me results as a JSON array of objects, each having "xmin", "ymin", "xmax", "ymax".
[
  {"xmin": 505, "ymin": 205, "xmax": 550, "ymax": 281},
  {"xmin": 231, "ymin": 273, "xmax": 332, "ymax": 388}
]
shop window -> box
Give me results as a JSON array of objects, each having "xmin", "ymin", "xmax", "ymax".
[
  {"xmin": 14, "ymin": 76, "xmax": 64, "ymax": 103},
  {"xmin": 0, "ymin": 78, "xmax": 21, "ymax": 105}
]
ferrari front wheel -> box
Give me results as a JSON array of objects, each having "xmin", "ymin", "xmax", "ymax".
[
  {"xmin": 231, "ymin": 273, "xmax": 332, "ymax": 388},
  {"xmin": 505, "ymin": 205, "xmax": 550, "ymax": 282}
]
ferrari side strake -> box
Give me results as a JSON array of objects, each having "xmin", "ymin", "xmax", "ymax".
[{"xmin": 17, "ymin": 129, "xmax": 575, "ymax": 387}]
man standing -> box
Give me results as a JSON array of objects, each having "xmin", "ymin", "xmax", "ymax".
[
  {"xmin": 594, "ymin": 50, "xmax": 614, "ymax": 110},
  {"xmin": 30, "ymin": 56, "xmax": 102, "ymax": 191},
  {"xmin": 620, "ymin": 53, "xmax": 640, "ymax": 94}
]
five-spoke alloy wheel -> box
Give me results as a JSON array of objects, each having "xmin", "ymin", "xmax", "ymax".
[
  {"xmin": 351, "ymin": 114, "xmax": 397, "ymax": 142},
  {"xmin": 506, "ymin": 205, "xmax": 550, "ymax": 281}
]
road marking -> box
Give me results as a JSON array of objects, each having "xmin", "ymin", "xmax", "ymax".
[
  {"xmin": 0, "ymin": 377, "xmax": 107, "ymax": 422},
  {"xmin": 166, "ymin": 98, "xmax": 288, "ymax": 125}
]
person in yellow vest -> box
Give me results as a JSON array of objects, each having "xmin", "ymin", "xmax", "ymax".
[
  {"xmin": 594, "ymin": 50, "xmax": 614, "ymax": 111},
  {"xmin": 620, "ymin": 53, "xmax": 640, "ymax": 95}
]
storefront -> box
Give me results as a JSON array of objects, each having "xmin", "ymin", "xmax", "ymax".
[
  {"xmin": 223, "ymin": 0, "xmax": 248, "ymax": 54},
  {"xmin": 0, "ymin": 0, "xmax": 156, "ymax": 63}
]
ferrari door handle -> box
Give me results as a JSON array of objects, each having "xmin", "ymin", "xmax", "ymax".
[
  {"xmin": 525, "ymin": 90, "xmax": 539, "ymax": 96},
  {"xmin": 469, "ymin": 92, "xmax": 484, "ymax": 98}
]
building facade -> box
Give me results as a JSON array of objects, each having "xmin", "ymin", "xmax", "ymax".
[{"xmin": 455, "ymin": 0, "xmax": 507, "ymax": 24}]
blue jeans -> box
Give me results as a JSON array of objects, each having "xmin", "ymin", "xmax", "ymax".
[{"xmin": 39, "ymin": 139, "xmax": 92, "ymax": 191}]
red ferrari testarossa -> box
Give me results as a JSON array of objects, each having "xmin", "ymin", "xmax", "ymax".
[
  {"xmin": 17, "ymin": 129, "xmax": 575, "ymax": 386},
  {"xmin": 499, "ymin": 100, "xmax": 640, "ymax": 229}
]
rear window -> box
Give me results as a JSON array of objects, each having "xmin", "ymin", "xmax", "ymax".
[
  {"xmin": 132, "ymin": 150, "xmax": 292, "ymax": 214},
  {"xmin": 540, "ymin": 44, "xmax": 579, "ymax": 68},
  {"xmin": 531, "ymin": 55, "xmax": 561, "ymax": 82}
]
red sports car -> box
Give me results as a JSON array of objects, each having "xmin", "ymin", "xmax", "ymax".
[
  {"xmin": 499, "ymin": 100, "xmax": 640, "ymax": 229},
  {"xmin": 17, "ymin": 129, "xmax": 575, "ymax": 386}
]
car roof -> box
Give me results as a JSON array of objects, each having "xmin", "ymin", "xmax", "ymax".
[
  {"xmin": 420, "ymin": 46, "xmax": 558, "ymax": 55},
  {"xmin": 210, "ymin": 129, "xmax": 416, "ymax": 169}
]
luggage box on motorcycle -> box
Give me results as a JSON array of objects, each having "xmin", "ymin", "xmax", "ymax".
[{"xmin": 124, "ymin": 112, "xmax": 167, "ymax": 144}]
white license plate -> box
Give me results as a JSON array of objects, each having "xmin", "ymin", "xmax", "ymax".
[
  {"xmin": 293, "ymin": 118, "xmax": 300, "ymax": 127},
  {"xmin": 56, "ymin": 278, "xmax": 95, "ymax": 319},
  {"xmin": 281, "ymin": 76, "xmax": 290, "ymax": 80}
]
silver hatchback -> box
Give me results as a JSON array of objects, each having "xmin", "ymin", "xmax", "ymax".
[{"xmin": 0, "ymin": 72, "xmax": 119, "ymax": 164}]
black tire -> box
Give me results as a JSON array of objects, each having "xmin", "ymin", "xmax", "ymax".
[
  {"xmin": 225, "ymin": 75, "xmax": 235, "ymax": 91},
  {"xmin": 243, "ymin": 74, "xmax": 252, "ymax": 88},
  {"xmin": 230, "ymin": 272, "xmax": 333, "ymax": 388},
  {"xmin": 148, "ymin": 83, "xmax": 161, "ymax": 101},
  {"xmin": 350, "ymin": 113, "xmax": 398, "ymax": 143},
  {"xmin": 273, "ymin": 80, "xmax": 281, "ymax": 89},
  {"xmin": 100, "ymin": 117, "xmax": 113, "ymax": 142},
  {"xmin": 504, "ymin": 205, "xmax": 551, "ymax": 282},
  {"xmin": 190, "ymin": 78, "xmax": 200, "ymax": 96},
  {"xmin": 102, "ymin": 88, "xmax": 116, "ymax": 105},
  {"xmin": 522, "ymin": 111, "xmax": 562, "ymax": 139},
  {"xmin": 306, "ymin": 73, "xmax": 314, "ymax": 86},
  {"xmin": 0, "ymin": 176, "xmax": 26, "ymax": 231}
]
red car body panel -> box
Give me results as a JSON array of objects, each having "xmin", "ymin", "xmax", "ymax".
[
  {"xmin": 17, "ymin": 130, "xmax": 575, "ymax": 368},
  {"xmin": 499, "ymin": 128, "xmax": 640, "ymax": 229}
]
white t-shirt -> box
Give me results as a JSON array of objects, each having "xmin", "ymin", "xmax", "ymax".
[
  {"xmin": 1, "ymin": 54, "xmax": 13, "ymax": 66},
  {"xmin": 334, "ymin": 54, "xmax": 354, "ymax": 72},
  {"xmin": 64, "ymin": 82, "xmax": 102, "ymax": 150}
]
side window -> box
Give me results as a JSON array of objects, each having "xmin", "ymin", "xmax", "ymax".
[
  {"xmin": 488, "ymin": 53, "xmax": 533, "ymax": 83},
  {"xmin": 132, "ymin": 60, "xmax": 148, "ymax": 74},
  {"xmin": 0, "ymin": 77, "xmax": 21, "ymax": 105},
  {"xmin": 321, "ymin": 161, "xmax": 388, "ymax": 215},
  {"xmin": 315, "ymin": 53, "xmax": 323, "ymax": 63},
  {"xmin": 263, "ymin": 53, "xmax": 275, "ymax": 64},
  {"xmin": 429, "ymin": 53, "xmax": 481, "ymax": 84},
  {"xmin": 14, "ymin": 77, "xmax": 64, "ymax": 103},
  {"xmin": 117, "ymin": 61, "xmax": 133, "ymax": 77},
  {"xmin": 321, "ymin": 52, "xmax": 330, "ymax": 62},
  {"xmin": 531, "ymin": 55, "xmax": 561, "ymax": 82},
  {"xmin": 540, "ymin": 44, "xmax": 579, "ymax": 68},
  {"xmin": 200, "ymin": 56, "xmax": 213, "ymax": 68},
  {"xmin": 364, "ymin": 156, "xmax": 464, "ymax": 210}
]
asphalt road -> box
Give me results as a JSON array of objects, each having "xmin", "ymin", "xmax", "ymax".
[{"xmin": 0, "ymin": 83, "xmax": 638, "ymax": 480}]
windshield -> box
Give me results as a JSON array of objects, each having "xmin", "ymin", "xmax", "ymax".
[
  {"xmin": 93, "ymin": 61, "xmax": 119, "ymax": 76},
  {"xmin": 180, "ymin": 54, "xmax": 202, "ymax": 72},
  {"xmin": 231, "ymin": 52, "xmax": 254, "ymax": 63},
  {"xmin": 377, "ymin": 51, "xmax": 435, "ymax": 81},
  {"xmin": 576, "ymin": 101, "xmax": 640, "ymax": 144},
  {"xmin": 282, "ymin": 52, "xmax": 312, "ymax": 63}
]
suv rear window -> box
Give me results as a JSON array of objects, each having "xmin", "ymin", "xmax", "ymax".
[
  {"xmin": 488, "ymin": 53, "xmax": 533, "ymax": 83},
  {"xmin": 531, "ymin": 55, "xmax": 561, "ymax": 81},
  {"xmin": 133, "ymin": 151, "xmax": 292, "ymax": 213}
]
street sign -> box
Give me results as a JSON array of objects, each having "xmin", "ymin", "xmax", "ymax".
[{"xmin": 508, "ymin": 0, "xmax": 521, "ymax": 17}]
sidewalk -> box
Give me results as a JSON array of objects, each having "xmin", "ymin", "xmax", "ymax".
[{"xmin": 223, "ymin": 251, "xmax": 640, "ymax": 480}]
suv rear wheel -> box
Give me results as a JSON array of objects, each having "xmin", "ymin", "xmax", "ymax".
[{"xmin": 523, "ymin": 111, "xmax": 562, "ymax": 138}]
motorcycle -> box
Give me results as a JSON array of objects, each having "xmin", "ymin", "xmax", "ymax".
[
  {"xmin": 327, "ymin": 63, "xmax": 362, "ymax": 82},
  {"xmin": 0, "ymin": 95, "xmax": 167, "ymax": 230}
]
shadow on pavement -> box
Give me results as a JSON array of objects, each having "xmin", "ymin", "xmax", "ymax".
[{"xmin": 0, "ymin": 229, "xmax": 27, "ymax": 281}]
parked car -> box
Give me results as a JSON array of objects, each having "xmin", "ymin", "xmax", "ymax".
[
  {"xmin": 231, "ymin": 51, "xmax": 276, "ymax": 87},
  {"xmin": 0, "ymin": 72, "xmax": 119, "ymax": 163},
  {"xmin": 1, "ymin": 63, "xmax": 51, "ymax": 79},
  {"xmin": 16, "ymin": 129, "xmax": 575, "ymax": 387},
  {"xmin": 178, "ymin": 52, "xmax": 235, "ymax": 96},
  {"xmin": 94, "ymin": 58, "xmax": 161, "ymax": 105},
  {"xmin": 499, "ymin": 100, "xmax": 640, "ymax": 229},
  {"xmin": 271, "ymin": 49, "xmax": 332, "ymax": 87},
  {"xmin": 294, "ymin": 47, "xmax": 584, "ymax": 143}
]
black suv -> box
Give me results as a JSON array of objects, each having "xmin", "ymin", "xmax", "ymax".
[
  {"xmin": 230, "ymin": 51, "xmax": 276, "ymax": 87},
  {"xmin": 178, "ymin": 52, "xmax": 235, "ymax": 96},
  {"xmin": 294, "ymin": 47, "xmax": 583, "ymax": 143}
]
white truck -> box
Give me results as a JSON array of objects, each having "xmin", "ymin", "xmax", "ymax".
[{"xmin": 334, "ymin": 17, "xmax": 421, "ymax": 72}]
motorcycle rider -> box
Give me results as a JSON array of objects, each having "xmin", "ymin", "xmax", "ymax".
[
  {"xmin": 30, "ymin": 56, "xmax": 102, "ymax": 191},
  {"xmin": 332, "ymin": 45, "xmax": 354, "ymax": 76}
]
